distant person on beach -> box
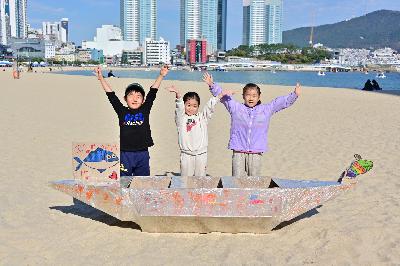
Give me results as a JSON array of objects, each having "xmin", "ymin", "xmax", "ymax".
[
  {"xmin": 165, "ymin": 84, "xmax": 231, "ymax": 177},
  {"xmin": 362, "ymin": 79, "xmax": 373, "ymax": 91},
  {"xmin": 372, "ymin": 79, "xmax": 382, "ymax": 90},
  {"xmin": 204, "ymin": 72, "xmax": 301, "ymax": 176},
  {"xmin": 95, "ymin": 65, "xmax": 169, "ymax": 176},
  {"xmin": 107, "ymin": 70, "xmax": 116, "ymax": 78},
  {"xmin": 12, "ymin": 61, "xmax": 20, "ymax": 79}
]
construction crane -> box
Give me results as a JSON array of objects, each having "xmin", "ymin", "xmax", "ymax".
[{"xmin": 309, "ymin": 10, "xmax": 315, "ymax": 47}]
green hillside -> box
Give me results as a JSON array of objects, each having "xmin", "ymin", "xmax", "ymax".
[{"xmin": 283, "ymin": 10, "xmax": 400, "ymax": 50}]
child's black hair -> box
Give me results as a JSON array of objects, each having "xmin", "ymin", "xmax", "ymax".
[
  {"xmin": 124, "ymin": 83, "xmax": 145, "ymax": 100},
  {"xmin": 243, "ymin": 83, "xmax": 262, "ymax": 105},
  {"xmin": 183, "ymin": 92, "xmax": 201, "ymax": 105}
]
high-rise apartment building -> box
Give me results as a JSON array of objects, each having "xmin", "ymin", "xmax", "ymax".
[
  {"xmin": 42, "ymin": 18, "xmax": 69, "ymax": 44},
  {"xmin": 0, "ymin": 0, "xmax": 7, "ymax": 44},
  {"xmin": 0, "ymin": 0, "xmax": 27, "ymax": 44},
  {"xmin": 60, "ymin": 18, "xmax": 69, "ymax": 43},
  {"xmin": 120, "ymin": 0, "xmax": 156, "ymax": 45},
  {"xmin": 243, "ymin": 0, "xmax": 283, "ymax": 46},
  {"xmin": 266, "ymin": 0, "xmax": 283, "ymax": 44},
  {"xmin": 180, "ymin": 0, "xmax": 226, "ymax": 54},
  {"xmin": 217, "ymin": 0, "xmax": 227, "ymax": 51}
]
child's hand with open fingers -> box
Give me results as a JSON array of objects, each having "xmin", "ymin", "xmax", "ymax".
[
  {"xmin": 202, "ymin": 72, "xmax": 214, "ymax": 86},
  {"xmin": 295, "ymin": 82, "xmax": 301, "ymax": 96},
  {"xmin": 165, "ymin": 85, "xmax": 181, "ymax": 98}
]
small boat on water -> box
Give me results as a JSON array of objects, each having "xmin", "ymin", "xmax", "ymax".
[
  {"xmin": 50, "ymin": 144, "xmax": 373, "ymax": 234},
  {"xmin": 317, "ymin": 71, "xmax": 326, "ymax": 76}
]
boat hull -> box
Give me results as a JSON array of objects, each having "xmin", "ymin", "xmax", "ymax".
[{"xmin": 50, "ymin": 176, "xmax": 355, "ymax": 233}]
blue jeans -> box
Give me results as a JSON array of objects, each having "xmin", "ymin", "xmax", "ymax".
[{"xmin": 120, "ymin": 150, "xmax": 150, "ymax": 176}]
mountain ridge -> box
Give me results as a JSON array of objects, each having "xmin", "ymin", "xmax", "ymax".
[{"xmin": 283, "ymin": 10, "xmax": 400, "ymax": 50}]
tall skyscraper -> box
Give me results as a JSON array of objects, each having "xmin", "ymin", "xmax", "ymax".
[
  {"xmin": 10, "ymin": 0, "xmax": 27, "ymax": 39},
  {"xmin": 180, "ymin": 0, "xmax": 200, "ymax": 47},
  {"xmin": 60, "ymin": 18, "xmax": 69, "ymax": 43},
  {"xmin": 243, "ymin": 0, "xmax": 283, "ymax": 46},
  {"xmin": 1, "ymin": 0, "xmax": 27, "ymax": 44},
  {"xmin": 265, "ymin": 0, "xmax": 283, "ymax": 44},
  {"xmin": 120, "ymin": 0, "xmax": 156, "ymax": 45},
  {"xmin": 0, "ymin": 0, "xmax": 7, "ymax": 44},
  {"xmin": 217, "ymin": 0, "xmax": 227, "ymax": 51},
  {"xmin": 42, "ymin": 18, "xmax": 69, "ymax": 44},
  {"xmin": 180, "ymin": 0, "xmax": 227, "ymax": 54}
]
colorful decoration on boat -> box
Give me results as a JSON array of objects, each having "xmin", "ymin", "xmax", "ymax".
[
  {"xmin": 339, "ymin": 154, "xmax": 373, "ymax": 182},
  {"xmin": 72, "ymin": 143, "xmax": 120, "ymax": 183}
]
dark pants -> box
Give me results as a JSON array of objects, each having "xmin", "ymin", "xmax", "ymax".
[{"xmin": 120, "ymin": 150, "xmax": 150, "ymax": 176}]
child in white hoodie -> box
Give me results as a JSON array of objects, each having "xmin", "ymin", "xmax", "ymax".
[{"xmin": 166, "ymin": 85, "xmax": 232, "ymax": 176}]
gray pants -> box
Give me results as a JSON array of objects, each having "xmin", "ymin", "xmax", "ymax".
[
  {"xmin": 232, "ymin": 151, "xmax": 262, "ymax": 176},
  {"xmin": 180, "ymin": 152, "xmax": 208, "ymax": 176}
]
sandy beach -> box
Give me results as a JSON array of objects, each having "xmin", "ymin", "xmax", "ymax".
[{"xmin": 0, "ymin": 70, "xmax": 399, "ymax": 265}]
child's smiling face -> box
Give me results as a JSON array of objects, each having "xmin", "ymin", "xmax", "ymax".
[
  {"xmin": 125, "ymin": 91, "xmax": 144, "ymax": 109},
  {"xmin": 243, "ymin": 88, "xmax": 260, "ymax": 108},
  {"xmin": 184, "ymin": 98, "xmax": 199, "ymax": 116}
]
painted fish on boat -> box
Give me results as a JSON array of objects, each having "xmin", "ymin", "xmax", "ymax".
[{"xmin": 74, "ymin": 147, "xmax": 119, "ymax": 173}]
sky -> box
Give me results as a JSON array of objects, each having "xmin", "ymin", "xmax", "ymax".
[{"xmin": 28, "ymin": 0, "xmax": 400, "ymax": 49}]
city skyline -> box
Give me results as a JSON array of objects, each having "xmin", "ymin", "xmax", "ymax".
[
  {"xmin": 26, "ymin": 0, "xmax": 400, "ymax": 49},
  {"xmin": 180, "ymin": 0, "xmax": 226, "ymax": 53}
]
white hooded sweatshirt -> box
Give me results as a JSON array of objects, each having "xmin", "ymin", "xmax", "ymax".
[{"xmin": 175, "ymin": 96, "xmax": 219, "ymax": 155}]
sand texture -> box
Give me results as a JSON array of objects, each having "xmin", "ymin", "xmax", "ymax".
[{"xmin": 1, "ymin": 70, "xmax": 399, "ymax": 265}]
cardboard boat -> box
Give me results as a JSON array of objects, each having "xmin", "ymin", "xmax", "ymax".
[{"xmin": 51, "ymin": 145, "xmax": 373, "ymax": 233}]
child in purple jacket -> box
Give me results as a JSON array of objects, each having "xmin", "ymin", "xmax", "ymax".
[{"xmin": 203, "ymin": 73, "xmax": 301, "ymax": 176}]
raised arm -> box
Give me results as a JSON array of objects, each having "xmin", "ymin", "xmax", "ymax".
[
  {"xmin": 166, "ymin": 85, "xmax": 185, "ymax": 127},
  {"xmin": 95, "ymin": 66, "xmax": 113, "ymax": 92},
  {"xmin": 269, "ymin": 83, "xmax": 300, "ymax": 114},
  {"xmin": 143, "ymin": 65, "xmax": 170, "ymax": 110},
  {"xmin": 95, "ymin": 66, "xmax": 124, "ymax": 116},
  {"xmin": 150, "ymin": 65, "xmax": 169, "ymax": 89},
  {"xmin": 202, "ymin": 72, "xmax": 239, "ymax": 114}
]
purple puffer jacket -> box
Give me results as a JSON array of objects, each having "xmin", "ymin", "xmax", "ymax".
[{"xmin": 210, "ymin": 83, "xmax": 298, "ymax": 153}]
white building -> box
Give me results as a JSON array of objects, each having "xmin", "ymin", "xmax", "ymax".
[
  {"xmin": 42, "ymin": 18, "xmax": 69, "ymax": 44},
  {"xmin": 10, "ymin": 0, "xmax": 27, "ymax": 39},
  {"xmin": 82, "ymin": 25, "xmax": 139, "ymax": 57},
  {"xmin": 120, "ymin": 0, "xmax": 157, "ymax": 44},
  {"xmin": 144, "ymin": 37, "xmax": 170, "ymax": 66},
  {"xmin": 0, "ymin": 0, "xmax": 27, "ymax": 44},
  {"xmin": 0, "ymin": 0, "xmax": 7, "ymax": 44},
  {"xmin": 55, "ymin": 53, "xmax": 76, "ymax": 63},
  {"xmin": 44, "ymin": 42, "xmax": 56, "ymax": 59},
  {"xmin": 243, "ymin": 0, "xmax": 283, "ymax": 46}
]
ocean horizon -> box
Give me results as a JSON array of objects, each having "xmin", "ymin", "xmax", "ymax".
[{"xmin": 55, "ymin": 69, "xmax": 400, "ymax": 91}]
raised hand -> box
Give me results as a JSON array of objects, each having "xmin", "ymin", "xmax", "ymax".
[
  {"xmin": 219, "ymin": 89, "xmax": 235, "ymax": 98},
  {"xmin": 202, "ymin": 72, "xmax": 214, "ymax": 86},
  {"xmin": 295, "ymin": 82, "xmax": 301, "ymax": 96},
  {"xmin": 165, "ymin": 85, "xmax": 179, "ymax": 93},
  {"xmin": 165, "ymin": 85, "xmax": 181, "ymax": 98},
  {"xmin": 94, "ymin": 66, "xmax": 103, "ymax": 80},
  {"xmin": 160, "ymin": 65, "xmax": 169, "ymax": 77}
]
